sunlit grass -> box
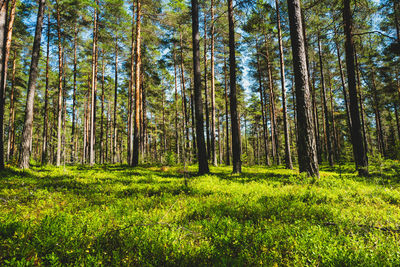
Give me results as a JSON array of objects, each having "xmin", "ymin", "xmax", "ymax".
[{"xmin": 1, "ymin": 162, "xmax": 400, "ymax": 265}]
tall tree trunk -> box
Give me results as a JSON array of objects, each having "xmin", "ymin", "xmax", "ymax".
[
  {"xmin": 42, "ymin": 14, "xmax": 50, "ymax": 165},
  {"xmin": 179, "ymin": 32, "xmax": 190, "ymax": 162},
  {"xmin": 264, "ymin": 34, "xmax": 280, "ymax": 164},
  {"xmin": 342, "ymin": 0, "xmax": 368, "ymax": 175},
  {"xmin": 6, "ymin": 50, "xmax": 15, "ymax": 161},
  {"xmin": 203, "ymin": 15, "xmax": 210, "ymax": 159},
  {"xmin": 191, "ymin": 0, "xmax": 209, "ymax": 174},
  {"xmin": 318, "ymin": 35, "xmax": 334, "ymax": 166},
  {"xmin": 113, "ymin": 36, "xmax": 118, "ymax": 163},
  {"xmin": 228, "ymin": 0, "xmax": 241, "ymax": 173},
  {"xmin": 287, "ymin": 0, "xmax": 319, "ymax": 177},
  {"xmin": 0, "ymin": 1, "xmax": 7, "ymax": 169},
  {"xmin": 223, "ymin": 54, "xmax": 230, "ymax": 165},
  {"xmin": 89, "ymin": 2, "xmax": 98, "ymax": 165},
  {"xmin": 1, "ymin": 0, "xmax": 16, "ymax": 167},
  {"xmin": 55, "ymin": 2, "xmax": 63, "ymax": 166},
  {"xmin": 255, "ymin": 38, "xmax": 270, "ymax": 166},
  {"xmin": 173, "ymin": 44, "xmax": 180, "ymax": 162},
  {"xmin": 132, "ymin": 0, "xmax": 141, "ymax": 166},
  {"xmin": 100, "ymin": 54, "xmax": 105, "ymax": 164},
  {"xmin": 210, "ymin": 0, "xmax": 217, "ymax": 166},
  {"xmin": 333, "ymin": 22, "xmax": 352, "ymax": 135},
  {"xmin": 71, "ymin": 25, "xmax": 78, "ymax": 163},
  {"xmin": 19, "ymin": 0, "xmax": 46, "ymax": 169},
  {"xmin": 275, "ymin": 0, "xmax": 293, "ymax": 169},
  {"xmin": 370, "ymin": 68, "xmax": 386, "ymax": 156},
  {"xmin": 128, "ymin": 2, "xmax": 135, "ymax": 165}
]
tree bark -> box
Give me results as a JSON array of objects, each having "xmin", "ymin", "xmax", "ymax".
[
  {"xmin": 210, "ymin": 0, "xmax": 217, "ymax": 166},
  {"xmin": 255, "ymin": 38, "xmax": 270, "ymax": 166},
  {"xmin": 6, "ymin": 50, "xmax": 15, "ymax": 161},
  {"xmin": 223, "ymin": 53, "xmax": 230, "ymax": 165},
  {"xmin": 0, "ymin": 1, "xmax": 7, "ymax": 169},
  {"xmin": 191, "ymin": 0, "xmax": 209, "ymax": 174},
  {"xmin": 228, "ymin": 0, "xmax": 241, "ymax": 173},
  {"xmin": 287, "ymin": 0, "xmax": 319, "ymax": 177},
  {"xmin": 42, "ymin": 13, "xmax": 50, "ymax": 165},
  {"xmin": 203, "ymin": 14, "xmax": 210, "ymax": 159},
  {"xmin": 173, "ymin": 43, "xmax": 180, "ymax": 162},
  {"xmin": 113, "ymin": 36, "xmax": 118, "ymax": 164},
  {"xmin": 132, "ymin": 0, "xmax": 141, "ymax": 166},
  {"xmin": 343, "ymin": 0, "xmax": 369, "ymax": 175},
  {"xmin": 275, "ymin": 0, "xmax": 293, "ymax": 169},
  {"xmin": 19, "ymin": 0, "xmax": 46, "ymax": 169},
  {"xmin": 55, "ymin": 2, "xmax": 64, "ymax": 166},
  {"xmin": 89, "ymin": 1, "xmax": 98, "ymax": 165},
  {"xmin": 317, "ymin": 35, "xmax": 334, "ymax": 166}
]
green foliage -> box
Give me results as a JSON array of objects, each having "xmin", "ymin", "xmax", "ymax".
[{"xmin": 2, "ymin": 164, "xmax": 400, "ymax": 265}]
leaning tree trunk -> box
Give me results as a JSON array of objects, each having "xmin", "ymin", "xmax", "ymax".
[
  {"xmin": 191, "ymin": 0, "xmax": 209, "ymax": 174},
  {"xmin": 19, "ymin": 0, "xmax": 46, "ymax": 169},
  {"xmin": 70, "ymin": 25, "xmax": 78, "ymax": 163},
  {"xmin": 132, "ymin": 0, "xmax": 141, "ymax": 167},
  {"xmin": 343, "ymin": 0, "xmax": 369, "ymax": 175},
  {"xmin": 287, "ymin": 0, "xmax": 319, "ymax": 177},
  {"xmin": 275, "ymin": 0, "xmax": 293, "ymax": 169},
  {"xmin": 228, "ymin": 0, "xmax": 241, "ymax": 173}
]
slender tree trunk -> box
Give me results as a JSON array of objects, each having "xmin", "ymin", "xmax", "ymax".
[
  {"xmin": 191, "ymin": 0, "xmax": 209, "ymax": 174},
  {"xmin": 210, "ymin": 0, "xmax": 217, "ymax": 166},
  {"xmin": 1, "ymin": 0, "xmax": 16, "ymax": 167},
  {"xmin": 256, "ymin": 38, "xmax": 270, "ymax": 166},
  {"xmin": 203, "ymin": 15, "xmax": 210, "ymax": 159},
  {"xmin": 354, "ymin": 49, "xmax": 369, "ymax": 156},
  {"xmin": 343, "ymin": 0, "xmax": 368, "ymax": 175},
  {"xmin": 275, "ymin": 0, "xmax": 293, "ymax": 169},
  {"xmin": 370, "ymin": 68, "xmax": 385, "ymax": 156},
  {"xmin": 0, "ymin": 1, "xmax": 8, "ymax": 169},
  {"xmin": 132, "ymin": 0, "xmax": 141, "ymax": 166},
  {"xmin": 19, "ymin": 0, "xmax": 46, "ymax": 169},
  {"xmin": 55, "ymin": 2, "xmax": 63, "ymax": 166},
  {"xmin": 318, "ymin": 35, "xmax": 334, "ymax": 166},
  {"xmin": 128, "ymin": 2, "xmax": 135, "ymax": 165},
  {"xmin": 6, "ymin": 51, "xmax": 15, "ymax": 161},
  {"xmin": 42, "ymin": 14, "xmax": 50, "ymax": 165},
  {"xmin": 89, "ymin": 2, "xmax": 98, "ymax": 165},
  {"xmin": 100, "ymin": 54, "xmax": 105, "ymax": 164},
  {"xmin": 113, "ymin": 36, "xmax": 118, "ymax": 164},
  {"xmin": 333, "ymin": 22, "xmax": 352, "ymax": 135},
  {"xmin": 287, "ymin": 0, "xmax": 319, "ymax": 177},
  {"xmin": 173, "ymin": 44, "xmax": 180, "ymax": 162},
  {"xmin": 179, "ymin": 32, "xmax": 190, "ymax": 161},
  {"xmin": 70, "ymin": 25, "xmax": 78, "ymax": 163},
  {"xmin": 264, "ymin": 34, "xmax": 280, "ymax": 164},
  {"xmin": 223, "ymin": 54, "xmax": 230, "ymax": 165},
  {"xmin": 228, "ymin": 0, "xmax": 241, "ymax": 173}
]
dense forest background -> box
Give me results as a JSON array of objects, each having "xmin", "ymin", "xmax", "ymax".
[{"xmin": 0, "ymin": 0, "xmax": 399, "ymax": 176}]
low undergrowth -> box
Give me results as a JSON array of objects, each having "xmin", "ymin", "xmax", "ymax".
[{"xmin": 1, "ymin": 163, "xmax": 400, "ymax": 266}]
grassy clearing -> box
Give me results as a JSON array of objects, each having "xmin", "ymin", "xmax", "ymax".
[{"xmin": 1, "ymin": 163, "xmax": 400, "ymax": 266}]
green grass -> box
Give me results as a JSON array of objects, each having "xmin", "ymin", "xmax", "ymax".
[{"xmin": 1, "ymin": 163, "xmax": 400, "ymax": 266}]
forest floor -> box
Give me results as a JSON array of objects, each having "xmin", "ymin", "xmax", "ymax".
[{"xmin": 1, "ymin": 162, "xmax": 400, "ymax": 266}]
